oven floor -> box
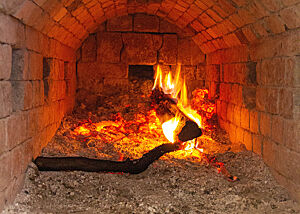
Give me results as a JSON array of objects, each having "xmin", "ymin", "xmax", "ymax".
[
  {"xmin": 4, "ymin": 151, "xmax": 300, "ymax": 213},
  {"xmin": 4, "ymin": 85, "xmax": 300, "ymax": 213}
]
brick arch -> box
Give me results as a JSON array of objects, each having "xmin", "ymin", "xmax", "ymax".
[
  {"xmin": 0, "ymin": 0, "xmax": 300, "ymax": 209},
  {"xmin": 4, "ymin": 0, "xmax": 298, "ymax": 51}
]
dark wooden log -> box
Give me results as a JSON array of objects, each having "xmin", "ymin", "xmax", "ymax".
[
  {"xmin": 35, "ymin": 142, "xmax": 182, "ymax": 174},
  {"xmin": 151, "ymin": 87, "xmax": 202, "ymax": 142}
]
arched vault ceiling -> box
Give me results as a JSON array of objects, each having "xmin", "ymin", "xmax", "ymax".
[{"xmin": 2, "ymin": 0, "xmax": 299, "ymax": 52}]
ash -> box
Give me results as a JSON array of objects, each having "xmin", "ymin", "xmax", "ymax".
[
  {"xmin": 3, "ymin": 81, "xmax": 300, "ymax": 213},
  {"xmin": 4, "ymin": 152, "xmax": 300, "ymax": 214}
]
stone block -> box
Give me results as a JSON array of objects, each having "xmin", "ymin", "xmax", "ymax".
[
  {"xmin": 44, "ymin": 58, "xmax": 64, "ymax": 80},
  {"xmin": 134, "ymin": 14, "xmax": 159, "ymax": 32},
  {"xmin": 205, "ymin": 65, "xmax": 220, "ymax": 82},
  {"xmin": 223, "ymin": 45, "xmax": 249, "ymax": 63},
  {"xmin": 226, "ymin": 103, "xmax": 234, "ymax": 123},
  {"xmin": 178, "ymin": 38, "xmax": 192, "ymax": 65},
  {"xmin": 219, "ymin": 83, "xmax": 230, "ymax": 102},
  {"xmin": 242, "ymin": 86, "xmax": 256, "ymax": 109},
  {"xmin": 4, "ymin": 171, "xmax": 25, "ymax": 211},
  {"xmin": 289, "ymin": 56, "xmax": 300, "ymax": 87},
  {"xmin": 0, "ymin": 44, "xmax": 12, "ymax": 80},
  {"xmin": 195, "ymin": 65, "xmax": 205, "ymax": 80},
  {"xmin": 249, "ymin": 110, "xmax": 259, "ymax": 133},
  {"xmin": 11, "ymin": 81, "xmax": 32, "ymax": 111},
  {"xmin": 11, "ymin": 143, "xmax": 26, "ymax": 179},
  {"xmin": 208, "ymin": 81, "xmax": 219, "ymax": 98},
  {"xmin": 228, "ymin": 84, "xmax": 241, "ymax": 105},
  {"xmin": 159, "ymin": 34, "xmax": 177, "ymax": 64},
  {"xmin": 241, "ymin": 26, "xmax": 258, "ymax": 43},
  {"xmin": 11, "ymin": 49, "xmax": 29, "ymax": 80},
  {"xmin": 28, "ymin": 51, "xmax": 43, "ymax": 80},
  {"xmin": 258, "ymin": 58, "xmax": 285, "ymax": 86},
  {"xmin": 240, "ymin": 107, "xmax": 250, "ymax": 130},
  {"xmin": 277, "ymin": 146, "xmax": 300, "ymax": 186},
  {"xmin": 280, "ymin": 5, "xmax": 300, "ymax": 29},
  {"xmin": 235, "ymin": 127, "xmax": 244, "ymax": 144},
  {"xmin": 243, "ymin": 130, "xmax": 252, "ymax": 151},
  {"xmin": 271, "ymin": 115, "xmax": 284, "ymax": 144},
  {"xmin": 260, "ymin": 112, "xmax": 271, "ymax": 137},
  {"xmin": 57, "ymin": 81, "xmax": 66, "ymax": 100},
  {"xmin": 107, "ymin": 15, "xmax": 133, "ymax": 32},
  {"xmin": 99, "ymin": 63, "xmax": 127, "ymax": 78},
  {"xmin": 159, "ymin": 19, "xmax": 182, "ymax": 34},
  {"xmin": 178, "ymin": 38, "xmax": 204, "ymax": 65},
  {"xmin": 198, "ymin": 12, "xmax": 215, "ymax": 27},
  {"xmin": 122, "ymin": 33, "xmax": 161, "ymax": 65},
  {"xmin": 266, "ymin": 88, "xmax": 280, "ymax": 114},
  {"xmin": 283, "ymin": 119, "xmax": 300, "ymax": 153},
  {"xmin": 256, "ymin": 87, "xmax": 279, "ymax": 114},
  {"xmin": 265, "ymin": 14, "xmax": 285, "ymax": 34},
  {"xmin": 0, "ymin": 82, "xmax": 12, "ymax": 118},
  {"xmin": 77, "ymin": 62, "xmax": 104, "ymax": 93},
  {"xmin": 181, "ymin": 66, "xmax": 196, "ymax": 81},
  {"xmin": 228, "ymin": 123, "xmax": 237, "ymax": 143},
  {"xmin": 0, "ymin": 13, "xmax": 25, "ymax": 46},
  {"xmin": 13, "ymin": 0, "xmax": 43, "ymax": 27},
  {"xmin": 233, "ymin": 105, "xmax": 241, "ymax": 127},
  {"xmin": 46, "ymin": 80, "xmax": 65, "ymax": 102},
  {"xmin": 81, "ymin": 34, "xmax": 97, "ymax": 63},
  {"xmin": 6, "ymin": 112, "xmax": 28, "ymax": 150},
  {"xmin": 98, "ymin": 32, "xmax": 122, "ymax": 63},
  {"xmin": 223, "ymin": 33, "xmax": 243, "ymax": 47},
  {"xmin": 32, "ymin": 81, "xmax": 44, "ymax": 107},
  {"xmin": 279, "ymin": 88, "xmax": 293, "ymax": 119},
  {"xmin": 256, "ymin": 86, "xmax": 266, "ymax": 111},
  {"xmin": 0, "ymin": 153, "xmax": 11, "ymax": 192},
  {"xmin": 220, "ymin": 101, "xmax": 227, "ymax": 121},
  {"xmin": 252, "ymin": 134, "xmax": 262, "ymax": 155},
  {"xmin": 223, "ymin": 63, "xmax": 246, "ymax": 84},
  {"xmin": 262, "ymin": 138, "xmax": 277, "ymax": 167},
  {"xmin": 0, "ymin": 119, "xmax": 7, "ymax": 155},
  {"xmin": 64, "ymin": 62, "xmax": 76, "ymax": 80}
]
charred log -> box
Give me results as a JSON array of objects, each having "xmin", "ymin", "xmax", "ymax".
[
  {"xmin": 151, "ymin": 87, "xmax": 202, "ymax": 142},
  {"xmin": 35, "ymin": 142, "xmax": 182, "ymax": 174}
]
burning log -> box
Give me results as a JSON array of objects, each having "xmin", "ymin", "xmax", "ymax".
[
  {"xmin": 150, "ymin": 87, "xmax": 202, "ymax": 142},
  {"xmin": 35, "ymin": 142, "xmax": 183, "ymax": 174}
]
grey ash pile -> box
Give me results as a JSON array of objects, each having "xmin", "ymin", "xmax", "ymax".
[{"xmin": 3, "ymin": 151, "xmax": 300, "ymax": 214}]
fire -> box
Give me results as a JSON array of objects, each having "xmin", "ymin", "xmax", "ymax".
[
  {"xmin": 152, "ymin": 64, "xmax": 204, "ymax": 147},
  {"xmin": 69, "ymin": 64, "xmax": 217, "ymax": 162},
  {"xmin": 74, "ymin": 126, "xmax": 90, "ymax": 135},
  {"xmin": 161, "ymin": 115, "xmax": 180, "ymax": 143}
]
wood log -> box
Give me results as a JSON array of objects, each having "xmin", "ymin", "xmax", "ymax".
[
  {"xmin": 151, "ymin": 87, "xmax": 202, "ymax": 142},
  {"xmin": 35, "ymin": 142, "xmax": 182, "ymax": 174}
]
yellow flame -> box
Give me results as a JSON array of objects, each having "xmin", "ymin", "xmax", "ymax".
[
  {"xmin": 161, "ymin": 115, "xmax": 180, "ymax": 143},
  {"xmin": 153, "ymin": 64, "xmax": 204, "ymax": 143}
]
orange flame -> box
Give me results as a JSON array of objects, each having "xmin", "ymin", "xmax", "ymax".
[{"xmin": 153, "ymin": 65, "xmax": 203, "ymax": 145}]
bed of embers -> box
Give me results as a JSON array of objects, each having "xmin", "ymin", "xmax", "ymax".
[{"xmin": 4, "ymin": 70, "xmax": 300, "ymax": 213}]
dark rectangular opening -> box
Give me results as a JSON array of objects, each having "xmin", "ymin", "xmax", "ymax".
[{"xmin": 128, "ymin": 65, "xmax": 154, "ymax": 80}]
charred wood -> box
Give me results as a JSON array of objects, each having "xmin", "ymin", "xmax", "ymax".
[
  {"xmin": 35, "ymin": 142, "xmax": 182, "ymax": 174},
  {"xmin": 151, "ymin": 87, "xmax": 202, "ymax": 142}
]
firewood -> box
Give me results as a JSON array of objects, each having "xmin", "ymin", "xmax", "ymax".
[
  {"xmin": 35, "ymin": 142, "xmax": 182, "ymax": 174},
  {"xmin": 150, "ymin": 87, "xmax": 202, "ymax": 142}
]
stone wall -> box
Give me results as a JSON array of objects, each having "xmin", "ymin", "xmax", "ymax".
[
  {"xmin": 0, "ymin": 0, "xmax": 299, "ymax": 210},
  {"xmin": 0, "ymin": 13, "xmax": 77, "ymax": 210},
  {"xmin": 76, "ymin": 14, "xmax": 206, "ymax": 105},
  {"xmin": 206, "ymin": 30, "xmax": 300, "ymax": 201}
]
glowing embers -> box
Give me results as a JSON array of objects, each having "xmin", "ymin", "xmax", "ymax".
[
  {"xmin": 161, "ymin": 115, "xmax": 180, "ymax": 143},
  {"xmin": 69, "ymin": 64, "xmax": 218, "ymax": 161},
  {"xmin": 152, "ymin": 64, "xmax": 208, "ymax": 152}
]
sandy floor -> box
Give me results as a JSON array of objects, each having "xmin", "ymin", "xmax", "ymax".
[
  {"xmin": 3, "ymin": 83, "xmax": 300, "ymax": 213},
  {"xmin": 3, "ymin": 151, "xmax": 300, "ymax": 214}
]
